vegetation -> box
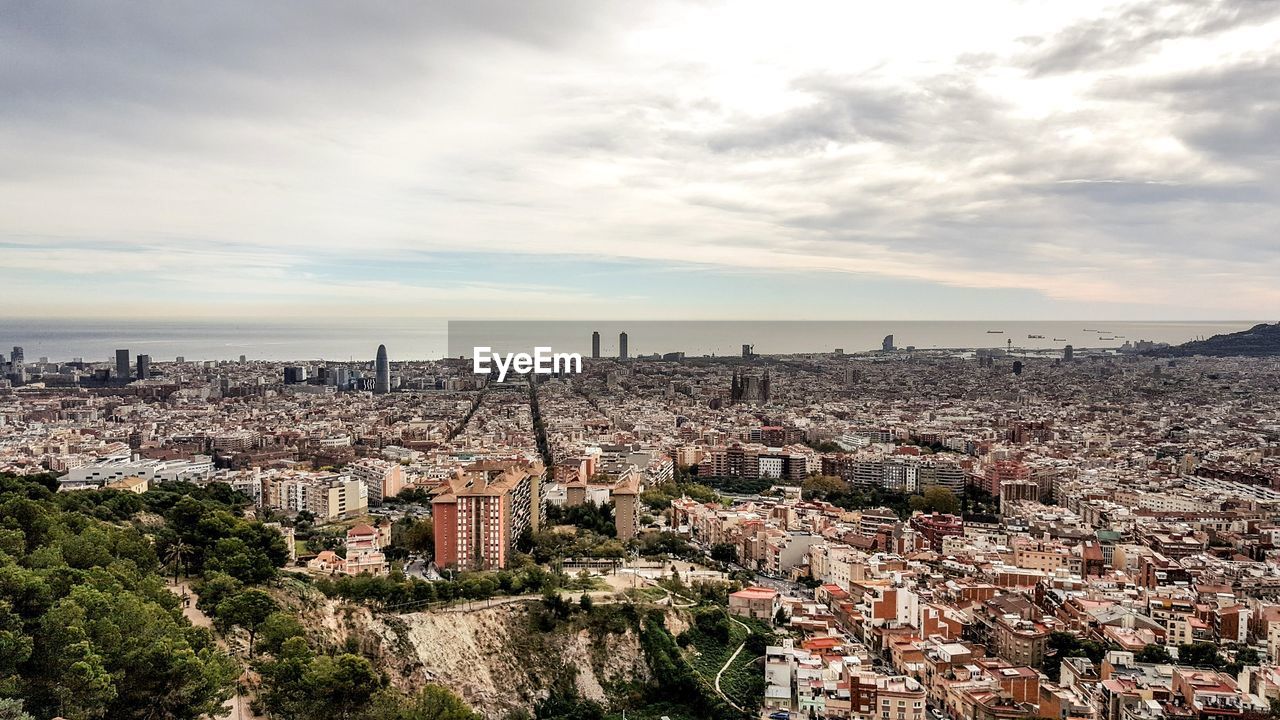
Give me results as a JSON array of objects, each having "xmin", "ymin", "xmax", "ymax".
[
  {"xmin": 520, "ymin": 525, "xmax": 626, "ymax": 564},
  {"xmin": 1153, "ymin": 322, "xmax": 1280, "ymax": 357},
  {"xmin": 908, "ymin": 486, "xmax": 959, "ymax": 514},
  {"xmin": 255, "ymin": 636, "xmax": 480, "ymax": 720},
  {"xmin": 0, "ymin": 473, "xmax": 486, "ymax": 720},
  {"xmin": 381, "ymin": 487, "xmax": 434, "ymax": 505},
  {"xmin": 1136, "ymin": 643, "xmax": 1173, "ymax": 664},
  {"xmin": 0, "ymin": 473, "xmax": 239, "ymax": 719},
  {"xmin": 692, "ymin": 476, "xmax": 776, "ymax": 495},
  {"xmin": 800, "ymin": 475, "xmax": 913, "ymax": 518},
  {"xmin": 1045, "ymin": 631, "xmax": 1109, "ymax": 681},
  {"xmin": 960, "ymin": 484, "xmax": 1001, "ymax": 521},
  {"xmin": 314, "ymin": 564, "xmax": 598, "ymax": 610},
  {"xmin": 545, "ymin": 501, "xmax": 617, "ymax": 537},
  {"xmin": 635, "ymin": 531, "xmax": 697, "ymax": 560},
  {"xmin": 390, "ymin": 516, "xmax": 433, "ymax": 559},
  {"xmin": 641, "ymin": 481, "xmax": 720, "ymax": 511}
]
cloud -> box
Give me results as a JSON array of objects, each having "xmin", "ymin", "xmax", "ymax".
[
  {"xmin": 0, "ymin": 0, "xmax": 1278, "ymax": 319},
  {"xmin": 1018, "ymin": 0, "xmax": 1280, "ymax": 76}
]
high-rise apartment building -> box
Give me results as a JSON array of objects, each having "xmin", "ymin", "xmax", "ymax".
[
  {"xmin": 591, "ymin": 331, "xmax": 600, "ymax": 359},
  {"xmin": 613, "ymin": 477, "xmax": 640, "ymax": 541},
  {"xmin": 618, "ymin": 332, "xmax": 628, "ymax": 360},
  {"xmin": 432, "ymin": 461, "xmax": 543, "ymax": 570},
  {"xmin": 136, "ymin": 354, "xmax": 150, "ymax": 380},
  {"xmin": 115, "ymin": 349, "xmax": 129, "ymax": 378}
]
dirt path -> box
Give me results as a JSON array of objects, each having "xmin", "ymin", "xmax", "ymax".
[
  {"xmin": 713, "ymin": 616, "xmax": 753, "ymax": 712},
  {"xmin": 168, "ymin": 580, "xmax": 264, "ymax": 720}
]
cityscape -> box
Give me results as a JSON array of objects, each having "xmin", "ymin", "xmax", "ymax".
[
  {"xmin": 4, "ymin": 326, "xmax": 1280, "ymax": 720},
  {"xmin": 4, "ymin": 1, "xmax": 1280, "ymax": 720}
]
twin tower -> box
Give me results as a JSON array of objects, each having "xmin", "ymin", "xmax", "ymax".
[{"xmin": 590, "ymin": 331, "xmax": 628, "ymax": 360}]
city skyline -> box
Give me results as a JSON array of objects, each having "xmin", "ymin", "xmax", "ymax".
[{"xmin": 3, "ymin": 1, "xmax": 1278, "ymax": 321}]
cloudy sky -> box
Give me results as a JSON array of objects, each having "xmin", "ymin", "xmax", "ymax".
[{"xmin": 2, "ymin": 0, "xmax": 1277, "ymax": 320}]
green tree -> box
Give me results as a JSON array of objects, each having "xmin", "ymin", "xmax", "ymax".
[
  {"xmin": 1178, "ymin": 642, "xmax": 1226, "ymax": 669},
  {"xmin": 162, "ymin": 539, "xmax": 190, "ymax": 583},
  {"xmin": 1136, "ymin": 644, "xmax": 1174, "ymax": 664},
  {"xmin": 709, "ymin": 543, "xmax": 738, "ymax": 563},
  {"xmin": 361, "ymin": 685, "xmax": 481, "ymax": 720},
  {"xmin": 909, "ymin": 486, "xmax": 959, "ymax": 515},
  {"xmin": 215, "ymin": 589, "xmax": 278, "ymax": 655},
  {"xmin": 398, "ymin": 517, "xmax": 435, "ymax": 556},
  {"xmin": 0, "ymin": 698, "xmax": 35, "ymax": 720},
  {"xmin": 303, "ymin": 653, "xmax": 382, "ymax": 720},
  {"xmin": 257, "ymin": 611, "xmax": 306, "ymax": 657},
  {"xmin": 801, "ymin": 475, "xmax": 849, "ymax": 501}
]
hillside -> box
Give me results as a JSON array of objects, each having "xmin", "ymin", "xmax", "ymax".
[
  {"xmin": 1150, "ymin": 322, "xmax": 1280, "ymax": 357},
  {"xmin": 279, "ymin": 582, "xmax": 762, "ymax": 720},
  {"xmin": 311, "ymin": 599, "xmax": 656, "ymax": 717}
]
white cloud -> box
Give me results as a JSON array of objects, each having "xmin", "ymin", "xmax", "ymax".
[{"xmin": 1, "ymin": 0, "xmax": 1278, "ymax": 318}]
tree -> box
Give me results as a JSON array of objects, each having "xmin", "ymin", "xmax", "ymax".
[
  {"xmin": 1235, "ymin": 646, "xmax": 1261, "ymax": 666},
  {"xmin": 801, "ymin": 475, "xmax": 849, "ymax": 501},
  {"xmin": 709, "ymin": 542, "xmax": 738, "ymax": 563},
  {"xmin": 398, "ymin": 517, "xmax": 435, "ymax": 557},
  {"xmin": 909, "ymin": 486, "xmax": 959, "ymax": 515},
  {"xmin": 1045, "ymin": 631, "xmax": 1108, "ymax": 680},
  {"xmin": 162, "ymin": 539, "xmax": 190, "ymax": 583},
  {"xmin": 216, "ymin": 589, "xmax": 278, "ymax": 655},
  {"xmin": 257, "ymin": 611, "xmax": 306, "ymax": 657},
  {"xmin": 579, "ymin": 593, "xmax": 594, "ymax": 612},
  {"xmin": 303, "ymin": 653, "xmax": 382, "ymax": 720},
  {"xmin": 745, "ymin": 631, "xmax": 769, "ymax": 657},
  {"xmin": 1178, "ymin": 642, "xmax": 1226, "ymax": 669},
  {"xmin": 1136, "ymin": 644, "xmax": 1174, "ymax": 664},
  {"xmin": 774, "ymin": 606, "xmax": 789, "ymax": 626},
  {"xmin": 0, "ymin": 698, "xmax": 35, "ymax": 720},
  {"xmin": 360, "ymin": 685, "xmax": 481, "ymax": 720}
]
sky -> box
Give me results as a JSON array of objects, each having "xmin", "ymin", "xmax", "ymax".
[{"xmin": 1, "ymin": 0, "xmax": 1278, "ymax": 321}]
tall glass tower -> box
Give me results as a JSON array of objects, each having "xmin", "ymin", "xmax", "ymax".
[{"xmin": 374, "ymin": 344, "xmax": 390, "ymax": 394}]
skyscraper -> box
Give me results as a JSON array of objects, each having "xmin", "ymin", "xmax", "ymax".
[
  {"xmin": 136, "ymin": 354, "xmax": 151, "ymax": 380},
  {"xmin": 618, "ymin": 332, "xmax": 628, "ymax": 360},
  {"xmin": 374, "ymin": 344, "xmax": 390, "ymax": 394},
  {"xmin": 1064, "ymin": 345, "xmax": 1074, "ymax": 362},
  {"xmin": 10, "ymin": 347, "xmax": 23, "ymax": 366},
  {"xmin": 591, "ymin": 331, "xmax": 600, "ymax": 359},
  {"xmin": 882, "ymin": 335, "xmax": 894, "ymax": 352},
  {"xmin": 115, "ymin": 349, "xmax": 129, "ymax": 378}
]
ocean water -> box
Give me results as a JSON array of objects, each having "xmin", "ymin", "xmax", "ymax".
[{"xmin": 0, "ymin": 319, "xmax": 1261, "ymax": 363}]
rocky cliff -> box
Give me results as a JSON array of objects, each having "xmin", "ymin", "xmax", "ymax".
[{"xmin": 293, "ymin": 593, "xmax": 684, "ymax": 719}]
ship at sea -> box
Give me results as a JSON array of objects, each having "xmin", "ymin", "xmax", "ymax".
[
  {"xmin": 1027, "ymin": 334, "xmax": 1045, "ymax": 339},
  {"xmin": 987, "ymin": 330, "xmax": 1004, "ymax": 334}
]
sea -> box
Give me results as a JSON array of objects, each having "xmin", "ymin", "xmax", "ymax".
[{"xmin": 0, "ymin": 319, "xmax": 1262, "ymax": 363}]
